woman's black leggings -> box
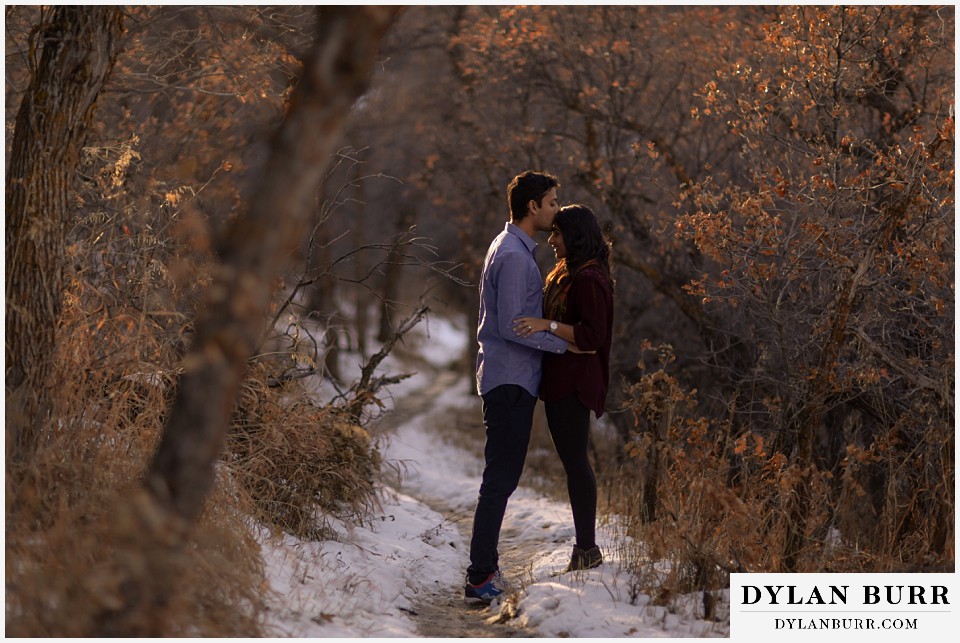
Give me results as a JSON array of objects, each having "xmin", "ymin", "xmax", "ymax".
[{"xmin": 544, "ymin": 393, "xmax": 597, "ymax": 550}]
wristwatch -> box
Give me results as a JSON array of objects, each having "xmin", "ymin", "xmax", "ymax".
[{"xmin": 549, "ymin": 321, "xmax": 559, "ymax": 333}]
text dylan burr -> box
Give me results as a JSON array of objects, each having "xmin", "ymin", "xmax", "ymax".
[{"xmin": 742, "ymin": 585, "xmax": 949, "ymax": 606}]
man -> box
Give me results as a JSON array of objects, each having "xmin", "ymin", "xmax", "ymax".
[{"xmin": 464, "ymin": 170, "xmax": 572, "ymax": 604}]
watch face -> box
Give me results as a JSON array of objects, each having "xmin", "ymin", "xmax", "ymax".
[{"xmin": 550, "ymin": 321, "xmax": 558, "ymax": 331}]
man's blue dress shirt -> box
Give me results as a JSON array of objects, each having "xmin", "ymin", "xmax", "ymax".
[{"xmin": 476, "ymin": 222, "xmax": 567, "ymax": 397}]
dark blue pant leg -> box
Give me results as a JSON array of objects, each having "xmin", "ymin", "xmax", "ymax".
[{"xmin": 467, "ymin": 384, "xmax": 536, "ymax": 583}]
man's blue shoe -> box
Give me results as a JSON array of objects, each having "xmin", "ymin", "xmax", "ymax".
[{"xmin": 464, "ymin": 570, "xmax": 506, "ymax": 605}]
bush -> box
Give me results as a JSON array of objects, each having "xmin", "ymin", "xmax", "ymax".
[
  {"xmin": 5, "ymin": 274, "xmax": 383, "ymax": 636},
  {"xmin": 227, "ymin": 364, "xmax": 382, "ymax": 540},
  {"xmin": 5, "ymin": 298, "xmax": 264, "ymax": 636}
]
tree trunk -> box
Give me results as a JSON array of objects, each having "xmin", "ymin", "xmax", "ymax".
[
  {"xmin": 305, "ymin": 215, "xmax": 342, "ymax": 381},
  {"xmin": 780, "ymin": 195, "xmax": 908, "ymax": 571},
  {"xmin": 5, "ymin": 6, "xmax": 124, "ymax": 469},
  {"xmin": 377, "ymin": 206, "xmax": 414, "ymax": 342},
  {"xmin": 142, "ymin": 5, "xmax": 401, "ymax": 525},
  {"xmin": 353, "ymin": 184, "xmax": 370, "ymax": 358},
  {"xmin": 640, "ymin": 402, "xmax": 671, "ymax": 523}
]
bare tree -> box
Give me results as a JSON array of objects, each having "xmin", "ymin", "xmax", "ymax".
[
  {"xmin": 5, "ymin": 6, "xmax": 124, "ymax": 469},
  {"xmin": 80, "ymin": 8, "xmax": 401, "ymax": 635},
  {"xmin": 142, "ymin": 5, "xmax": 402, "ymax": 524}
]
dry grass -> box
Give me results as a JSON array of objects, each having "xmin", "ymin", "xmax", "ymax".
[
  {"xmin": 227, "ymin": 363, "xmax": 382, "ymax": 540},
  {"xmin": 5, "ymin": 311, "xmax": 263, "ymax": 635},
  {"xmin": 5, "ymin": 288, "xmax": 382, "ymax": 635},
  {"xmin": 595, "ymin": 342, "xmax": 954, "ymax": 608}
]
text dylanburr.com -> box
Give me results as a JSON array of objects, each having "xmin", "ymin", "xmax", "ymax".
[{"xmin": 731, "ymin": 573, "xmax": 957, "ymax": 641}]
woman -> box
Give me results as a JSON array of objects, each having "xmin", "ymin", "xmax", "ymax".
[{"xmin": 514, "ymin": 203, "xmax": 614, "ymax": 572}]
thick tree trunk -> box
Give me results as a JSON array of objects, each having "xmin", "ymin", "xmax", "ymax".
[
  {"xmin": 142, "ymin": 6, "xmax": 401, "ymax": 525},
  {"xmin": 5, "ymin": 6, "xmax": 124, "ymax": 468}
]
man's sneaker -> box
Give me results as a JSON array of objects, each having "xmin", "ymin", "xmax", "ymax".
[
  {"xmin": 564, "ymin": 545, "xmax": 603, "ymax": 572},
  {"xmin": 464, "ymin": 570, "xmax": 506, "ymax": 605}
]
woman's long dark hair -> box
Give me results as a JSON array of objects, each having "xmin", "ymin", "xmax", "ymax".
[
  {"xmin": 551, "ymin": 204, "xmax": 611, "ymax": 277},
  {"xmin": 543, "ymin": 204, "xmax": 612, "ymax": 319}
]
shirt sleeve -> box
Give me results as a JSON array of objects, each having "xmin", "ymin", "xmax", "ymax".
[
  {"xmin": 569, "ymin": 271, "xmax": 611, "ymax": 352},
  {"xmin": 495, "ymin": 251, "xmax": 567, "ymax": 354}
]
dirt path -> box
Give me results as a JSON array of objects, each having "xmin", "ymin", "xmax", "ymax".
[{"xmin": 372, "ymin": 356, "xmax": 543, "ymax": 637}]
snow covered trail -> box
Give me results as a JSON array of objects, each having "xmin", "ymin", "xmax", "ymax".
[
  {"xmin": 259, "ymin": 315, "xmax": 730, "ymax": 637},
  {"xmin": 374, "ymin": 366, "xmax": 538, "ymax": 637},
  {"xmin": 378, "ymin": 362, "xmax": 728, "ymax": 638}
]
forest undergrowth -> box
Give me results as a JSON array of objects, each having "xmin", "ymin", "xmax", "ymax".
[
  {"xmin": 6, "ymin": 4, "xmax": 954, "ymax": 638},
  {"xmin": 450, "ymin": 339, "xmax": 953, "ymax": 613},
  {"xmin": 5, "ymin": 271, "xmax": 385, "ymax": 636},
  {"xmin": 6, "ymin": 288, "xmax": 953, "ymax": 635}
]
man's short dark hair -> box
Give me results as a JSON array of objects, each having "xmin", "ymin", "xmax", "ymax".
[{"xmin": 507, "ymin": 171, "xmax": 560, "ymax": 221}]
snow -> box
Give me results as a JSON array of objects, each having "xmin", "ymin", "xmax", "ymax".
[
  {"xmin": 259, "ymin": 312, "xmax": 730, "ymax": 638},
  {"xmin": 260, "ymin": 495, "xmax": 463, "ymax": 637}
]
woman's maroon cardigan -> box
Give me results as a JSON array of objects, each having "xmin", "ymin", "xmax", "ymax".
[{"xmin": 539, "ymin": 265, "xmax": 614, "ymax": 417}]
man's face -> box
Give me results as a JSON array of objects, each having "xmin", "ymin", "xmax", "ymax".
[{"xmin": 530, "ymin": 187, "xmax": 560, "ymax": 232}]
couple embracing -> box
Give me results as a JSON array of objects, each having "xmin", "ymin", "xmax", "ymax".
[{"xmin": 465, "ymin": 170, "xmax": 615, "ymax": 605}]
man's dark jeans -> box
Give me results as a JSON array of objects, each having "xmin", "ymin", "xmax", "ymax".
[{"xmin": 467, "ymin": 384, "xmax": 536, "ymax": 584}]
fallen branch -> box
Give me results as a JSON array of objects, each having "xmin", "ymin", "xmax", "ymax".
[{"xmin": 340, "ymin": 302, "xmax": 429, "ymax": 422}]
